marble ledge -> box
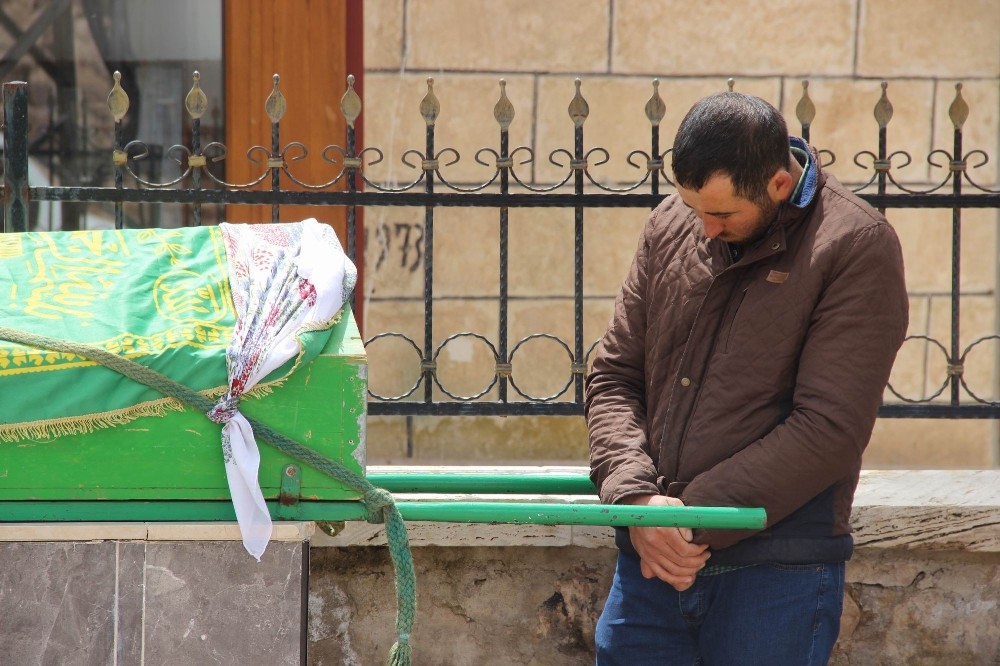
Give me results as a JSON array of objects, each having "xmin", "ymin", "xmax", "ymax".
[{"xmin": 0, "ymin": 521, "xmax": 315, "ymax": 542}]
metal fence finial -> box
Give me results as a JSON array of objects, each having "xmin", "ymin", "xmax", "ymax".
[
  {"xmin": 185, "ymin": 71, "xmax": 208, "ymax": 120},
  {"xmin": 568, "ymin": 78, "xmax": 589, "ymax": 128},
  {"xmin": 341, "ymin": 74, "xmax": 362, "ymax": 129},
  {"xmin": 107, "ymin": 71, "xmax": 129, "ymax": 123},
  {"xmin": 874, "ymin": 81, "xmax": 893, "ymax": 129},
  {"xmin": 796, "ymin": 80, "xmax": 816, "ymax": 126},
  {"xmin": 265, "ymin": 74, "xmax": 287, "ymax": 124},
  {"xmin": 645, "ymin": 79, "xmax": 665, "ymax": 127},
  {"xmin": 948, "ymin": 82, "xmax": 969, "ymax": 130},
  {"xmin": 494, "ymin": 79, "xmax": 515, "ymax": 131},
  {"xmin": 727, "ymin": 78, "xmax": 735, "ymax": 92},
  {"xmin": 420, "ymin": 77, "xmax": 440, "ymax": 127}
]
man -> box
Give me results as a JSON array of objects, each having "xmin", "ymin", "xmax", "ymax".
[{"xmin": 586, "ymin": 92, "xmax": 908, "ymax": 665}]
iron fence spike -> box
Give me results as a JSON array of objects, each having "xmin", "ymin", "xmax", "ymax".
[
  {"xmin": 645, "ymin": 79, "xmax": 666, "ymax": 126},
  {"xmin": 420, "ymin": 77, "xmax": 440, "ymax": 126},
  {"xmin": 795, "ymin": 80, "xmax": 816, "ymax": 126},
  {"xmin": 107, "ymin": 70, "xmax": 129, "ymax": 123},
  {"xmin": 568, "ymin": 78, "xmax": 589, "ymax": 128},
  {"xmin": 948, "ymin": 82, "xmax": 969, "ymax": 130},
  {"xmin": 494, "ymin": 79, "xmax": 515, "ymax": 131},
  {"xmin": 265, "ymin": 74, "xmax": 287, "ymax": 124},
  {"xmin": 184, "ymin": 71, "xmax": 208, "ymax": 120},
  {"xmin": 874, "ymin": 81, "xmax": 893, "ymax": 129},
  {"xmin": 341, "ymin": 74, "xmax": 362, "ymax": 129}
]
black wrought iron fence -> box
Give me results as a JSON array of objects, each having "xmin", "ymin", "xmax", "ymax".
[{"xmin": 3, "ymin": 73, "xmax": 1000, "ymax": 418}]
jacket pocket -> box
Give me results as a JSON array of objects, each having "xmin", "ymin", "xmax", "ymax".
[{"xmin": 724, "ymin": 287, "xmax": 749, "ymax": 353}]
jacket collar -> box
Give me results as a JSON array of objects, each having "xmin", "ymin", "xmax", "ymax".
[{"xmin": 708, "ymin": 139, "xmax": 825, "ymax": 271}]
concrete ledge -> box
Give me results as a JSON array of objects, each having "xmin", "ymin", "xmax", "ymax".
[
  {"xmin": 312, "ymin": 468, "xmax": 1000, "ymax": 552},
  {"xmin": 852, "ymin": 469, "xmax": 1000, "ymax": 552}
]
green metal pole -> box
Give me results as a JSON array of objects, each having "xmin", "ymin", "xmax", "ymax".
[
  {"xmin": 368, "ymin": 472, "xmax": 597, "ymax": 495},
  {"xmin": 396, "ymin": 502, "xmax": 765, "ymax": 530},
  {"xmin": 0, "ymin": 500, "xmax": 766, "ymax": 530}
]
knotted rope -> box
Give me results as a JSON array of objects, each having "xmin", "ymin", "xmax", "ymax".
[{"xmin": 0, "ymin": 326, "xmax": 415, "ymax": 666}]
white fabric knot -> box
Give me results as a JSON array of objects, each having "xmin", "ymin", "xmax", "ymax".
[{"xmin": 207, "ymin": 392, "xmax": 241, "ymax": 424}]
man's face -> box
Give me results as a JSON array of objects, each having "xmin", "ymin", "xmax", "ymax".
[{"xmin": 676, "ymin": 173, "xmax": 779, "ymax": 245}]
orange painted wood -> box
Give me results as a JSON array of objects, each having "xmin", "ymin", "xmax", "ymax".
[
  {"xmin": 224, "ymin": 0, "xmax": 348, "ymax": 230},
  {"xmin": 224, "ymin": 0, "xmax": 364, "ymax": 329}
]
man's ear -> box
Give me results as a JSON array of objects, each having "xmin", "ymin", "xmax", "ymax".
[{"xmin": 767, "ymin": 168, "xmax": 795, "ymax": 203}]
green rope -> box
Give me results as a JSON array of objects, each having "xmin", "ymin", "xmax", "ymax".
[{"xmin": 0, "ymin": 326, "xmax": 415, "ymax": 666}]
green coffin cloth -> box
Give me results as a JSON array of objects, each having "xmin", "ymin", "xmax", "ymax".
[{"xmin": 0, "ymin": 226, "xmax": 331, "ymax": 442}]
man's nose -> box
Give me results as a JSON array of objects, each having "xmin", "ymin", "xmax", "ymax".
[{"xmin": 702, "ymin": 218, "xmax": 723, "ymax": 239}]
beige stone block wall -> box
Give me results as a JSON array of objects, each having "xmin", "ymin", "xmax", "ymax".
[
  {"xmin": 362, "ymin": 73, "xmax": 534, "ymax": 185},
  {"xmin": 893, "ymin": 207, "xmax": 998, "ymax": 293},
  {"xmin": 405, "ymin": 0, "xmax": 610, "ymax": 73},
  {"xmin": 364, "ymin": 299, "xmax": 424, "ymax": 398},
  {"xmin": 926, "ymin": 295, "xmax": 997, "ymax": 394},
  {"xmin": 404, "ymin": 416, "xmax": 589, "ymax": 463},
  {"xmin": 932, "ymin": 80, "xmax": 999, "ymax": 185},
  {"xmin": 583, "ymin": 208, "xmax": 649, "ymax": 295},
  {"xmin": 780, "ymin": 79, "xmax": 935, "ymax": 184},
  {"xmin": 857, "ymin": 0, "xmax": 1000, "ymax": 77},
  {"xmin": 886, "ymin": 296, "xmax": 997, "ymax": 401},
  {"xmin": 430, "ymin": 300, "xmax": 500, "ymax": 399},
  {"xmin": 363, "ymin": 206, "xmax": 425, "ymax": 300},
  {"xmin": 612, "ymin": 0, "xmax": 856, "ymax": 76},
  {"xmin": 432, "ymin": 208, "xmax": 502, "ymax": 296},
  {"xmin": 866, "ymin": 419, "xmax": 996, "ymax": 468},
  {"xmin": 533, "ymin": 76, "xmax": 782, "ymax": 184},
  {"xmin": 364, "ymin": 0, "xmax": 404, "ymax": 71},
  {"xmin": 366, "ymin": 416, "xmax": 411, "ymax": 461},
  {"xmin": 508, "ymin": 208, "xmax": 577, "ymax": 296},
  {"xmin": 362, "ymin": 0, "xmax": 1000, "ymax": 467},
  {"xmin": 887, "ymin": 292, "xmax": 998, "ymax": 406}
]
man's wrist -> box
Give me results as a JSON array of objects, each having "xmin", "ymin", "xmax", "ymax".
[{"xmin": 623, "ymin": 493, "xmax": 659, "ymax": 506}]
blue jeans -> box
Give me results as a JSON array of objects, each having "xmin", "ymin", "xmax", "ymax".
[{"xmin": 595, "ymin": 551, "xmax": 844, "ymax": 666}]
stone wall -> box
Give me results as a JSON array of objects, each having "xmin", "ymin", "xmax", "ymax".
[
  {"xmin": 309, "ymin": 546, "xmax": 1000, "ymax": 665},
  {"xmin": 309, "ymin": 469, "xmax": 1000, "ymax": 665},
  {"xmin": 359, "ymin": 0, "xmax": 1000, "ymax": 468}
]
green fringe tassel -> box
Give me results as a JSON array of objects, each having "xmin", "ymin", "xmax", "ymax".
[{"xmin": 387, "ymin": 639, "xmax": 411, "ymax": 666}]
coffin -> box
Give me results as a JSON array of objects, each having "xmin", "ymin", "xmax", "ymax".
[{"xmin": 0, "ymin": 223, "xmax": 366, "ymax": 517}]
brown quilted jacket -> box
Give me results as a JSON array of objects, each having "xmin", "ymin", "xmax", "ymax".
[{"xmin": 586, "ymin": 157, "xmax": 908, "ymax": 565}]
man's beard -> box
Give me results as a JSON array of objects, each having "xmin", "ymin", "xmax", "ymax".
[{"xmin": 743, "ymin": 197, "xmax": 781, "ymax": 246}]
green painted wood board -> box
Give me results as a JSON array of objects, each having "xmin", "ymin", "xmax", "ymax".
[{"xmin": 0, "ymin": 309, "xmax": 366, "ymax": 503}]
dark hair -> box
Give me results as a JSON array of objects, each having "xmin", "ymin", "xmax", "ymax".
[{"xmin": 671, "ymin": 92, "xmax": 790, "ymax": 203}]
